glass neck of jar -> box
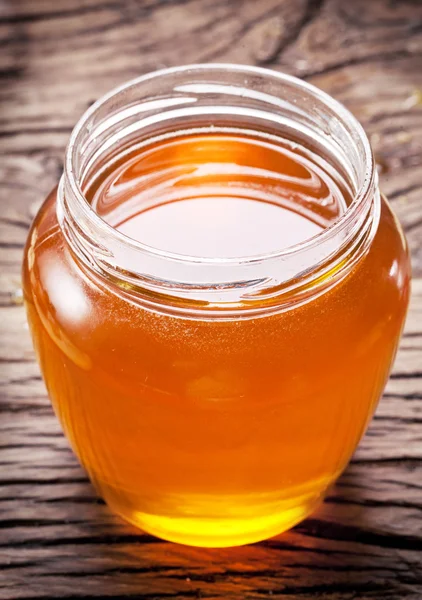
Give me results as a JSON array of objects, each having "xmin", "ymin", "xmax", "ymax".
[{"xmin": 57, "ymin": 65, "xmax": 378, "ymax": 317}]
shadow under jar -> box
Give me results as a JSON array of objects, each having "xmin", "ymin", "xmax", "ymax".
[{"xmin": 23, "ymin": 65, "xmax": 411, "ymax": 548}]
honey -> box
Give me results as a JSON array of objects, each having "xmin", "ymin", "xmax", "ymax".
[
  {"xmin": 89, "ymin": 132, "xmax": 348, "ymax": 252},
  {"xmin": 22, "ymin": 65, "xmax": 411, "ymax": 547}
]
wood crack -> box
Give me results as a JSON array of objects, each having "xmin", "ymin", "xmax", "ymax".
[
  {"xmin": 303, "ymin": 49, "xmax": 422, "ymax": 79},
  {"xmin": 0, "ymin": 3, "xmax": 122, "ymax": 25}
]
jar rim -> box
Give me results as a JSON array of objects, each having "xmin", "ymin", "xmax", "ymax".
[{"xmin": 64, "ymin": 63, "xmax": 375, "ymax": 267}]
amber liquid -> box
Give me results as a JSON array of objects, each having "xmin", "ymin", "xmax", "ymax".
[
  {"xmin": 23, "ymin": 132, "xmax": 410, "ymax": 547},
  {"xmin": 89, "ymin": 133, "xmax": 346, "ymax": 256}
]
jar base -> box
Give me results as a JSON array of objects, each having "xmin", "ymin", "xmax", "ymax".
[{"xmin": 101, "ymin": 486, "xmax": 325, "ymax": 547}]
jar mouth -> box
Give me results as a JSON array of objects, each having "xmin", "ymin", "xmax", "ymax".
[
  {"xmin": 59, "ymin": 63, "xmax": 378, "ymax": 314},
  {"xmin": 64, "ymin": 63, "xmax": 375, "ymax": 266}
]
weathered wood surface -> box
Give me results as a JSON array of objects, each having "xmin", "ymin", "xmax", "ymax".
[{"xmin": 1, "ymin": 0, "xmax": 422, "ymax": 598}]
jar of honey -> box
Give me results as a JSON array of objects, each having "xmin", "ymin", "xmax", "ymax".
[{"xmin": 23, "ymin": 65, "xmax": 411, "ymax": 547}]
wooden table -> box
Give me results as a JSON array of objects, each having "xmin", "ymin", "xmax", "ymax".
[{"xmin": 1, "ymin": 1, "xmax": 422, "ymax": 598}]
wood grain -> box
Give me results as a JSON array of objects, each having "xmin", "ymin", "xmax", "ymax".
[{"xmin": 1, "ymin": 0, "xmax": 422, "ymax": 598}]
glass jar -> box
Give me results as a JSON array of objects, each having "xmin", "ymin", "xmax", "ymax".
[{"xmin": 22, "ymin": 64, "xmax": 410, "ymax": 548}]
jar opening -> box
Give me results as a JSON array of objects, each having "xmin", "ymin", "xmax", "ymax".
[{"xmin": 58, "ymin": 64, "xmax": 378, "ymax": 315}]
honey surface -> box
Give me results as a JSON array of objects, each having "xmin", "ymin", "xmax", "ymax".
[{"xmin": 89, "ymin": 134, "xmax": 346, "ymax": 257}]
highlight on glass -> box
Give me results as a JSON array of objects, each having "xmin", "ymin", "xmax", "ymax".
[{"xmin": 23, "ymin": 64, "xmax": 411, "ymax": 547}]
